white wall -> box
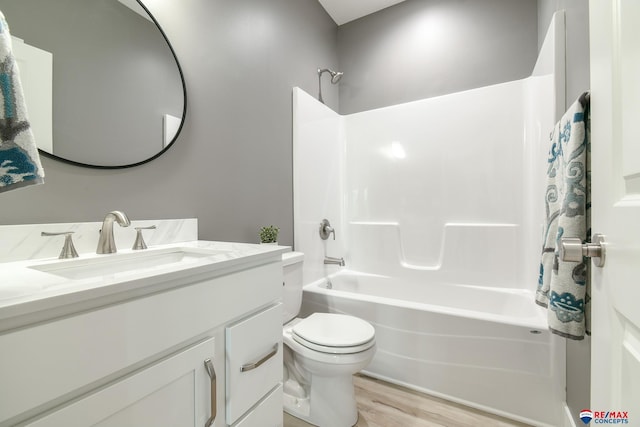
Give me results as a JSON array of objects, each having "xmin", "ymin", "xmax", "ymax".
[
  {"xmin": 294, "ymin": 75, "xmax": 557, "ymax": 292},
  {"xmin": 344, "ymin": 81, "xmax": 526, "ymax": 289},
  {"xmin": 293, "ymin": 88, "xmax": 346, "ymax": 285},
  {"xmin": 296, "ymin": 78, "xmax": 537, "ymax": 287}
]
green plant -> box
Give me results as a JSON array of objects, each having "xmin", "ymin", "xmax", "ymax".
[{"xmin": 259, "ymin": 225, "xmax": 279, "ymax": 243}]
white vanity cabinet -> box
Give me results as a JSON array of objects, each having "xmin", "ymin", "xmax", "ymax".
[{"xmin": 0, "ymin": 257, "xmax": 284, "ymax": 427}]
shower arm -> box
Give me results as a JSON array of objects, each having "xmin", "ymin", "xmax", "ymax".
[{"xmin": 318, "ymin": 68, "xmax": 327, "ymax": 103}]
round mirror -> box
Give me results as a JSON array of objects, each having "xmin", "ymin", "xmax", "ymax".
[{"xmin": 0, "ymin": 0, "xmax": 186, "ymax": 168}]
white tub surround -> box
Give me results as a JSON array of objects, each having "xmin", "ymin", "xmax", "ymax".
[{"xmin": 293, "ymin": 12, "xmax": 566, "ymax": 427}]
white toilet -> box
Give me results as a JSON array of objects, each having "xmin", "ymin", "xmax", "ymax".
[{"xmin": 282, "ymin": 252, "xmax": 376, "ymax": 427}]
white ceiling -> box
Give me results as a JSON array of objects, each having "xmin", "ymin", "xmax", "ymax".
[{"xmin": 318, "ymin": 0, "xmax": 408, "ymax": 25}]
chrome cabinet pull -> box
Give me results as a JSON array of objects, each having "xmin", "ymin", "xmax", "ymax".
[
  {"xmin": 240, "ymin": 344, "xmax": 278, "ymax": 372},
  {"xmin": 204, "ymin": 358, "xmax": 216, "ymax": 427}
]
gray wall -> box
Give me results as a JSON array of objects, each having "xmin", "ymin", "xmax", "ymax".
[
  {"xmin": 337, "ymin": 0, "xmax": 539, "ymax": 114},
  {"xmin": 0, "ymin": 0, "xmax": 339, "ymax": 247},
  {"xmin": 538, "ymin": 2, "xmax": 591, "ymax": 425}
]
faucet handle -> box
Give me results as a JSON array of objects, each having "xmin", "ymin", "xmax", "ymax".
[
  {"xmin": 319, "ymin": 219, "xmax": 336, "ymax": 240},
  {"xmin": 132, "ymin": 225, "xmax": 156, "ymax": 250},
  {"xmin": 41, "ymin": 231, "xmax": 79, "ymax": 259}
]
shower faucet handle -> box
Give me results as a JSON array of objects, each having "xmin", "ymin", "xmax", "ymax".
[{"xmin": 319, "ymin": 219, "xmax": 335, "ymax": 240}]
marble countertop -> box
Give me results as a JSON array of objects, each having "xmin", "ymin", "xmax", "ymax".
[{"xmin": 0, "ymin": 240, "xmax": 290, "ymax": 330}]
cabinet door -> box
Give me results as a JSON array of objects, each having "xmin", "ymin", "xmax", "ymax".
[{"xmin": 26, "ymin": 338, "xmax": 220, "ymax": 427}]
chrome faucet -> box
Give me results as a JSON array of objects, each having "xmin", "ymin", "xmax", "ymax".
[
  {"xmin": 97, "ymin": 211, "xmax": 131, "ymax": 254},
  {"xmin": 324, "ymin": 256, "xmax": 345, "ymax": 266}
]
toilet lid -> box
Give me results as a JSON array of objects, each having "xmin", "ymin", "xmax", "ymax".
[{"xmin": 292, "ymin": 313, "xmax": 375, "ymax": 350}]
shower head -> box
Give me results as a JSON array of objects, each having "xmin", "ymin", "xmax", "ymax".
[
  {"xmin": 318, "ymin": 68, "xmax": 343, "ymax": 84},
  {"xmin": 317, "ymin": 68, "xmax": 344, "ymax": 103}
]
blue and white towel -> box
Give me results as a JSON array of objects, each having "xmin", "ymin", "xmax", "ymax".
[
  {"xmin": 536, "ymin": 93, "xmax": 590, "ymax": 340},
  {"xmin": 0, "ymin": 10, "xmax": 44, "ymax": 193}
]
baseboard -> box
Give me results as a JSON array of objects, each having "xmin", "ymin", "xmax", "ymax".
[{"xmin": 564, "ymin": 403, "xmax": 579, "ymax": 427}]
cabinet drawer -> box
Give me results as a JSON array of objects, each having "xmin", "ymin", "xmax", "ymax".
[
  {"xmin": 226, "ymin": 303, "xmax": 282, "ymax": 425},
  {"xmin": 232, "ymin": 384, "xmax": 283, "ymax": 427}
]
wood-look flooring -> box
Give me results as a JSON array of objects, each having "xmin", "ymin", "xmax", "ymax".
[{"xmin": 283, "ymin": 374, "xmax": 532, "ymax": 427}]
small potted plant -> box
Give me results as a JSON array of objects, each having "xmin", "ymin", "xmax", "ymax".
[{"xmin": 259, "ymin": 225, "xmax": 279, "ymax": 244}]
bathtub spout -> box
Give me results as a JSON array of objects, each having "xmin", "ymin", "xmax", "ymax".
[{"xmin": 324, "ymin": 256, "xmax": 345, "ymax": 266}]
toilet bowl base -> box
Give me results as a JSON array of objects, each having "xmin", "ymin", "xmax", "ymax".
[{"xmin": 283, "ymin": 373, "xmax": 358, "ymax": 427}]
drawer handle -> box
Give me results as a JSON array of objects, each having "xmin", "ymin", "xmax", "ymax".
[
  {"xmin": 240, "ymin": 344, "xmax": 279, "ymax": 372},
  {"xmin": 204, "ymin": 358, "xmax": 217, "ymax": 427}
]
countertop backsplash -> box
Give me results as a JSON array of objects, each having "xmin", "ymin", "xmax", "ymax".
[{"xmin": 0, "ymin": 218, "xmax": 198, "ymax": 263}]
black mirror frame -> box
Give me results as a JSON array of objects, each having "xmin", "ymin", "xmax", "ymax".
[{"xmin": 37, "ymin": 0, "xmax": 187, "ymax": 169}]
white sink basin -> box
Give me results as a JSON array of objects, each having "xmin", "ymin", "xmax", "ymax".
[{"xmin": 29, "ymin": 247, "xmax": 227, "ymax": 281}]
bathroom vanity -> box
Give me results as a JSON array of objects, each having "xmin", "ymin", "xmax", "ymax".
[{"xmin": 0, "ymin": 225, "xmax": 287, "ymax": 427}]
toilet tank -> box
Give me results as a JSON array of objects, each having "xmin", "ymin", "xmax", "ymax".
[{"xmin": 282, "ymin": 251, "xmax": 304, "ymax": 324}]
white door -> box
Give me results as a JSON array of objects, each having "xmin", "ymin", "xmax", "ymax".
[{"xmin": 590, "ymin": 0, "xmax": 640, "ymax": 419}]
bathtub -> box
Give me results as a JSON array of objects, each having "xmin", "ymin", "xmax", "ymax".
[{"xmin": 300, "ymin": 270, "xmax": 565, "ymax": 426}]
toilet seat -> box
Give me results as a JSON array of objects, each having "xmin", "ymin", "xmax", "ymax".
[{"xmin": 292, "ymin": 313, "xmax": 375, "ymax": 354}]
